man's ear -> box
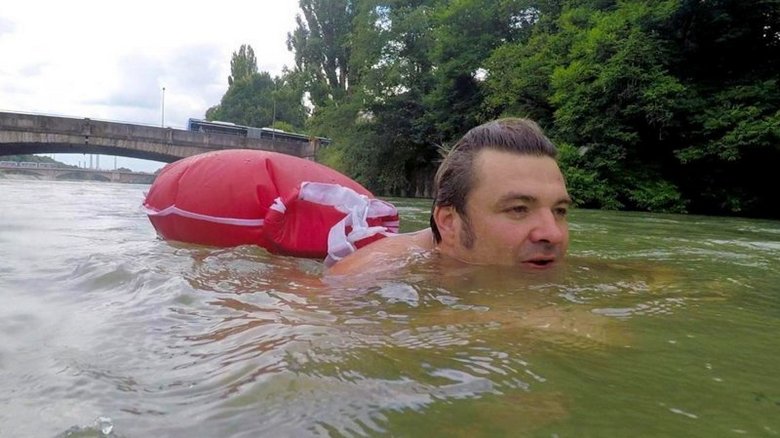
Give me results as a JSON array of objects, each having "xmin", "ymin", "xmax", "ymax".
[{"xmin": 433, "ymin": 205, "xmax": 459, "ymax": 243}]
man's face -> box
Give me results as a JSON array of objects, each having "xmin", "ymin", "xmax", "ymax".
[{"xmin": 439, "ymin": 149, "xmax": 571, "ymax": 269}]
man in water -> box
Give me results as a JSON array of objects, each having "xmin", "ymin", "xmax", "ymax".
[{"xmin": 327, "ymin": 118, "xmax": 572, "ymax": 275}]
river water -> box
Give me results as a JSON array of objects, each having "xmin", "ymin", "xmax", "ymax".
[{"xmin": 1, "ymin": 178, "xmax": 779, "ymax": 437}]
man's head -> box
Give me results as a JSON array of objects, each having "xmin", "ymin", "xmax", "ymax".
[{"xmin": 430, "ymin": 118, "xmax": 571, "ymax": 268}]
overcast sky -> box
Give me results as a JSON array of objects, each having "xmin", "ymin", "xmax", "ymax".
[{"xmin": 0, "ymin": 0, "xmax": 300, "ymax": 172}]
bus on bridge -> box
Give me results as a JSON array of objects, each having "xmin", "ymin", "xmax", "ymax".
[{"xmin": 186, "ymin": 118, "xmax": 331, "ymax": 146}]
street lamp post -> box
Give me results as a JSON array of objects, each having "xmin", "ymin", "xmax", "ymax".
[
  {"xmin": 272, "ymin": 80, "xmax": 278, "ymax": 140},
  {"xmin": 161, "ymin": 87, "xmax": 166, "ymax": 127}
]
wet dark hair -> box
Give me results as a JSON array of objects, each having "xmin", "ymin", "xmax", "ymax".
[{"xmin": 430, "ymin": 118, "xmax": 558, "ymax": 244}]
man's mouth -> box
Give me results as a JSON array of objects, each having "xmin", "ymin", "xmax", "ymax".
[{"xmin": 522, "ymin": 257, "xmax": 557, "ymax": 268}]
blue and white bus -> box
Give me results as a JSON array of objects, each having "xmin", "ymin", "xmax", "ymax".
[
  {"xmin": 187, "ymin": 118, "xmax": 248, "ymax": 136},
  {"xmin": 186, "ymin": 118, "xmax": 331, "ymax": 146}
]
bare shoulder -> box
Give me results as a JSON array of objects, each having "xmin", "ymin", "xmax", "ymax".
[{"xmin": 326, "ymin": 228, "xmax": 435, "ymax": 276}]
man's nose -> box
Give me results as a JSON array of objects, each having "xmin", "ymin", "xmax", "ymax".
[{"xmin": 529, "ymin": 210, "xmax": 566, "ymax": 244}]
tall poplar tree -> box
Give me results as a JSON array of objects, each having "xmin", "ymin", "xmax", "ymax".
[
  {"xmin": 287, "ymin": 0, "xmax": 357, "ymax": 107},
  {"xmin": 228, "ymin": 44, "xmax": 258, "ymax": 86}
]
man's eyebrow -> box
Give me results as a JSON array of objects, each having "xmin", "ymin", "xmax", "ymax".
[
  {"xmin": 497, "ymin": 193, "xmax": 536, "ymax": 204},
  {"xmin": 497, "ymin": 193, "xmax": 573, "ymax": 205}
]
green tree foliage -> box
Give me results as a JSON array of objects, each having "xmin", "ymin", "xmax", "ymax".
[
  {"xmin": 300, "ymin": 0, "xmax": 527, "ymax": 195},
  {"xmin": 287, "ymin": 0, "xmax": 357, "ymax": 106},
  {"xmin": 482, "ymin": 0, "xmax": 779, "ymax": 216},
  {"xmin": 547, "ymin": 2, "xmax": 689, "ymax": 212},
  {"xmin": 666, "ymin": 0, "xmax": 780, "ymax": 215},
  {"xmin": 205, "ymin": 1, "xmax": 779, "ymax": 218},
  {"xmin": 207, "ymin": 71, "xmax": 276, "ymax": 127},
  {"xmin": 426, "ymin": 0, "xmax": 530, "ymax": 139},
  {"xmin": 228, "ymin": 44, "xmax": 258, "ymax": 86},
  {"xmin": 207, "ymin": 45, "xmax": 307, "ymax": 130},
  {"xmin": 270, "ymin": 71, "xmax": 309, "ymax": 130},
  {"xmin": 306, "ymin": 0, "xmax": 443, "ymax": 195}
]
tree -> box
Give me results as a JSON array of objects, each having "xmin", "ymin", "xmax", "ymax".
[
  {"xmin": 666, "ymin": 0, "xmax": 780, "ymax": 216},
  {"xmin": 426, "ymin": 0, "xmax": 531, "ymax": 139},
  {"xmin": 207, "ymin": 71, "xmax": 276, "ymax": 127},
  {"xmin": 315, "ymin": 0, "xmax": 442, "ymax": 196},
  {"xmin": 290, "ymin": 0, "xmax": 780, "ymax": 216},
  {"xmin": 549, "ymin": 3, "xmax": 688, "ymax": 212},
  {"xmin": 207, "ymin": 45, "xmax": 307, "ymax": 130},
  {"xmin": 228, "ymin": 44, "xmax": 258, "ymax": 86},
  {"xmin": 287, "ymin": 0, "xmax": 358, "ymax": 107}
]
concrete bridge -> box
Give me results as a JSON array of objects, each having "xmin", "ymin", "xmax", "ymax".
[
  {"xmin": 0, "ymin": 111, "xmax": 320, "ymax": 163},
  {"xmin": 0, "ymin": 161, "xmax": 156, "ymax": 184}
]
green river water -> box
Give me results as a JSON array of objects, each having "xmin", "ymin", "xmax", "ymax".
[{"xmin": 0, "ymin": 179, "xmax": 778, "ymax": 437}]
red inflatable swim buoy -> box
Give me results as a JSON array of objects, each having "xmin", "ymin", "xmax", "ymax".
[{"xmin": 142, "ymin": 150, "xmax": 399, "ymax": 265}]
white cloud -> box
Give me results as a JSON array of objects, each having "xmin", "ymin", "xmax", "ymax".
[{"xmin": 0, "ymin": 0, "xmax": 301, "ymax": 171}]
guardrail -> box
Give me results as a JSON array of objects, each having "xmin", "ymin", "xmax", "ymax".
[
  {"xmin": 0, "ymin": 161, "xmax": 152, "ymax": 174},
  {"xmin": 0, "ymin": 161, "xmax": 58, "ymax": 168},
  {"xmin": 0, "ymin": 108, "xmax": 185, "ymax": 130}
]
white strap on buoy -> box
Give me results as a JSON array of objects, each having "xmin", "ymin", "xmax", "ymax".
[
  {"xmin": 269, "ymin": 197, "xmax": 286, "ymax": 213},
  {"xmin": 298, "ymin": 182, "xmax": 396, "ymax": 267},
  {"xmin": 142, "ymin": 204, "xmax": 265, "ymax": 227}
]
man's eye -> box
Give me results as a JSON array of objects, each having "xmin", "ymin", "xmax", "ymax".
[
  {"xmin": 554, "ymin": 207, "xmax": 568, "ymax": 217},
  {"xmin": 507, "ymin": 206, "xmax": 529, "ymax": 214}
]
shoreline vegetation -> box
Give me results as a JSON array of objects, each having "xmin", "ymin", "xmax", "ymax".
[{"xmin": 203, "ymin": 0, "xmax": 778, "ymax": 220}]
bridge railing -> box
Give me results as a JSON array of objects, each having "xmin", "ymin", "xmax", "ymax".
[
  {"xmin": 0, "ymin": 108, "xmax": 186, "ymax": 130},
  {"xmin": 0, "ymin": 161, "xmax": 152, "ymax": 174}
]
